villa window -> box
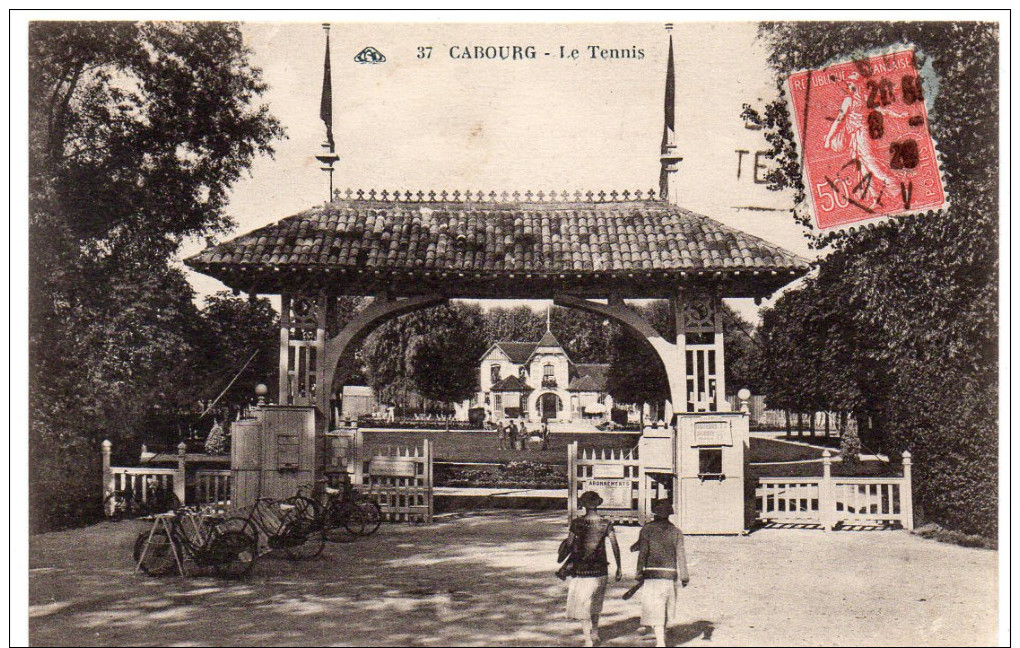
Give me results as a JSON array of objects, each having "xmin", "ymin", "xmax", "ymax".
[
  {"xmin": 542, "ymin": 363, "xmax": 556, "ymax": 388},
  {"xmin": 490, "ymin": 364, "xmax": 501, "ymax": 384}
]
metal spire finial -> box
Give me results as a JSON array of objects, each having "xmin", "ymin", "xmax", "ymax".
[{"xmin": 316, "ymin": 23, "xmax": 339, "ymax": 202}]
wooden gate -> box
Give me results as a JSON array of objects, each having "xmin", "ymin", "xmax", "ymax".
[
  {"xmin": 755, "ymin": 451, "xmax": 914, "ymax": 530},
  {"xmin": 365, "ymin": 441, "xmax": 433, "ymax": 524},
  {"xmin": 567, "ymin": 442, "xmax": 669, "ymax": 525}
]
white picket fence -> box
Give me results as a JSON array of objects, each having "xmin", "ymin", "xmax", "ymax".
[
  {"xmin": 756, "ymin": 450, "xmax": 914, "ymax": 530},
  {"xmin": 102, "ymin": 440, "xmax": 232, "ymax": 512}
]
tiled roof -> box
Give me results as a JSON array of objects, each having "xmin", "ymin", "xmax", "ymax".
[
  {"xmin": 535, "ymin": 330, "xmax": 562, "ymax": 348},
  {"xmin": 570, "ymin": 364, "xmax": 609, "ymax": 392},
  {"xmin": 567, "ymin": 375, "xmax": 602, "ymax": 392},
  {"xmin": 186, "ymin": 197, "xmax": 810, "ymax": 298},
  {"xmin": 493, "ymin": 342, "xmax": 537, "ymax": 365},
  {"xmin": 491, "ymin": 375, "xmax": 532, "ymax": 392}
]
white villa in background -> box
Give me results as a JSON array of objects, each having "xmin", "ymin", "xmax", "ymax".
[{"xmin": 477, "ymin": 329, "xmax": 613, "ymax": 423}]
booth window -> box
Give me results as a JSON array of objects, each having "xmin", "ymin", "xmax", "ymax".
[{"xmin": 698, "ymin": 448, "xmax": 724, "ymax": 480}]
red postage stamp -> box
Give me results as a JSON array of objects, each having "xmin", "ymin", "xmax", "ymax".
[{"xmin": 786, "ymin": 48, "xmax": 947, "ymax": 230}]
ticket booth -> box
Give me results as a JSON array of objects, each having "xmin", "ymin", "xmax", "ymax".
[
  {"xmin": 231, "ymin": 405, "xmax": 325, "ymax": 511},
  {"xmin": 675, "ymin": 412, "xmax": 749, "ymax": 534}
]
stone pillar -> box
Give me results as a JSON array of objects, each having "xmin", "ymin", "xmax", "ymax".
[
  {"xmin": 175, "ymin": 441, "xmax": 188, "ymax": 506},
  {"xmin": 101, "ymin": 439, "xmax": 112, "ymax": 497},
  {"xmin": 902, "ymin": 451, "xmax": 914, "ymax": 530}
]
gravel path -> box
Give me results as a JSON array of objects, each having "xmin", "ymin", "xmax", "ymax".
[{"xmin": 29, "ymin": 512, "xmax": 997, "ymax": 646}]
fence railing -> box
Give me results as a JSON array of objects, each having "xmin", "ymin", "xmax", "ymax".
[
  {"xmin": 103, "ymin": 440, "xmax": 232, "ymax": 513},
  {"xmin": 756, "ymin": 450, "xmax": 913, "ymax": 530},
  {"xmin": 194, "ymin": 470, "xmax": 232, "ymax": 508},
  {"xmin": 364, "ymin": 441, "xmax": 433, "ymax": 524}
]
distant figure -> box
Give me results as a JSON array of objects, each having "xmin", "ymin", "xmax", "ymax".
[
  {"xmin": 496, "ymin": 420, "xmax": 506, "ymax": 450},
  {"xmin": 542, "ymin": 422, "xmax": 550, "ymax": 450},
  {"xmin": 561, "ymin": 490, "xmax": 622, "ymax": 647},
  {"xmin": 507, "ymin": 420, "xmax": 519, "ymax": 451},
  {"xmin": 631, "ymin": 499, "xmax": 689, "ymax": 647}
]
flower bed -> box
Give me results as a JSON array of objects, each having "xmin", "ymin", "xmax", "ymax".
[
  {"xmin": 358, "ymin": 418, "xmax": 478, "ymax": 431},
  {"xmin": 436, "ymin": 461, "xmax": 567, "ymax": 489}
]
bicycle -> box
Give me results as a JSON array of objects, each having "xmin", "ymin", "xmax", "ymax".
[
  {"xmin": 297, "ymin": 477, "xmax": 382, "ymax": 539},
  {"xmin": 132, "ymin": 506, "xmax": 257, "ymax": 578},
  {"xmin": 220, "ymin": 497, "xmax": 325, "ymax": 560}
]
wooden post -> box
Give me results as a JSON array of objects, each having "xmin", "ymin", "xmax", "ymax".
[
  {"xmin": 567, "ymin": 441, "xmax": 577, "ymax": 522},
  {"xmin": 175, "ymin": 441, "xmax": 188, "ymax": 506},
  {"xmin": 902, "ymin": 451, "xmax": 914, "ymax": 531},
  {"xmin": 102, "ymin": 440, "xmax": 113, "ymax": 497},
  {"xmin": 424, "ymin": 439, "xmax": 433, "ymax": 524},
  {"xmin": 821, "ymin": 450, "xmax": 835, "ymax": 531}
]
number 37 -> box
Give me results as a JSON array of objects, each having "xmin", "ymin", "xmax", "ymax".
[{"xmin": 417, "ymin": 46, "xmax": 432, "ymax": 59}]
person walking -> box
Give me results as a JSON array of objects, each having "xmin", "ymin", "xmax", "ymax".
[
  {"xmin": 496, "ymin": 420, "xmax": 506, "ymax": 450},
  {"xmin": 508, "ymin": 420, "xmax": 519, "ymax": 453},
  {"xmin": 562, "ymin": 490, "xmax": 622, "ymax": 646},
  {"xmin": 631, "ymin": 499, "xmax": 689, "ymax": 647}
]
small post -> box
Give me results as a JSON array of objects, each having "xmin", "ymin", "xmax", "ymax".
[
  {"xmin": 424, "ymin": 439, "xmax": 433, "ymax": 524},
  {"xmin": 901, "ymin": 451, "xmax": 914, "ymax": 530},
  {"xmin": 175, "ymin": 441, "xmax": 188, "ymax": 506},
  {"xmin": 821, "ymin": 450, "xmax": 835, "ymax": 531},
  {"xmin": 101, "ymin": 440, "xmax": 113, "ymax": 497},
  {"xmin": 567, "ymin": 441, "xmax": 577, "ymax": 522}
]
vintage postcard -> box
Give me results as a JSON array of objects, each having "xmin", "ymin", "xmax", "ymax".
[{"xmin": 19, "ymin": 12, "xmax": 1004, "ymax": 647}]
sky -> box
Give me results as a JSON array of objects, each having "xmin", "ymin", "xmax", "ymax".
[{"xmin": 177, "ymin": 21, "xmax": 816, "ymax": 323}]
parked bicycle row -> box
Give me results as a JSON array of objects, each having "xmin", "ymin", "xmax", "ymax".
[{"xmin": 132, "ymin": 476, "xmax": 383, "ymax": 578}]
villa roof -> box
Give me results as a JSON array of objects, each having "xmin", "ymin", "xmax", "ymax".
[
  {"xmin": 185, "ymin": 193, "xmax": 810, "ymax": 299},
  {"xmin": 535, "ymin": 330, "xmax": 561, "ymax": 348},
  {"xmin": 567, "ymin": 375, "xmax": 602, "ymax": 392},
  {"xmin": 570, "ymin": 364, "xmax": 609, "ymax": 392},
  {"xmin": 491, "ymin": 342, "xmax": 537, "ymax": 365},
  {"xmin": 490, "ymin": 375, "xmax": 532, "ymax": 392}
]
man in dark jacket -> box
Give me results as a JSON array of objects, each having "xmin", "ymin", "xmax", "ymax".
[{"xmin": 632, "ymin": 498, "xmax": 689, "ymax": 647}]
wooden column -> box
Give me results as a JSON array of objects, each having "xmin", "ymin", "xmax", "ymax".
[
  {"xmin": 279, "ymin": 293, "xmax": 331, "ymax": 411},
  {"xmin": 714, "ymin": 294, "xmax": 727, "ymax": 411},
  {"xmin": 278, "ymin": 294, "xmax": 291, "ymax": 405},
  {"xmin": 676, "ymin": 291, "xmax": 725, "ymax": 412}
]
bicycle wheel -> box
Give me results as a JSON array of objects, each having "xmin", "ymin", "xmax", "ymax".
[
  {"xmin": 354, "ymin": 499, "xmax": 382, "ymax": 536},
  {"xmin": 281, "ymin": 518, "xmax": 325, "ymax": 560},
  {"xmin": 341, "ymin": 505, "xmax": 368, "ymax": 536},
  {"xmin": 284, "ymin": 496, "xmax": 322, "ymax": 529},
  {"xmin": 133, "ymin": 529, "xmax": 178, "ymax": 576},
  {"xmin": 211, "ymin": 530, "xmax": 258, "ymax": 578}
]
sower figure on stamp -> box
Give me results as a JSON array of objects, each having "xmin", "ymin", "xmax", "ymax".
[
  {"xmin": 823, "ymin": 70, "xmax": 910, "ymax": 209},
  {"xmin": 560, "ymin": 490, "xmax": 622, "ymax": 647},
  {"xmin": 630, "ymin": 498, "xmax": 689, "ymax": 647}
]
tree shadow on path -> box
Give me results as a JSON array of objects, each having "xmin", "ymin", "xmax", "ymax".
[{"xmin": 30, "ymin": 511, "xmax": 655, "ymax": 647}]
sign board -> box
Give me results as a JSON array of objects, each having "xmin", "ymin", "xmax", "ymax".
[
  {"xmin": 592, "ymin": 464, "xmax": 625, "ymax": 479},
  {"xmin": 369, "ymin": 456, "xmax": 417, "ymax": 477},
  {"xmin": 693, "ymin": 421, "xmax": 733, "ymax": 446},
  {"xmin": 587, "ymin": 478, "xmax": 632, "ymax": 509}
]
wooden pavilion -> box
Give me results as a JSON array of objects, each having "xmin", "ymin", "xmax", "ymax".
[{"xmin": 185, "ymin": 27, "xmax": 809, "ymax": 531}]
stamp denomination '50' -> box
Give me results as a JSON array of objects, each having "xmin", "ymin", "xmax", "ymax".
[{"xmin": 787, "ymin": 49, "xmax": 947, "ymax": 230}]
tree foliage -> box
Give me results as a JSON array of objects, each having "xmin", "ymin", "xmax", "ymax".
[
  {"xmin": 29, "ymin": 22, "xmax": 282, "ymax": 532},
  {"xmin": 750, "ymin": 21, "xmax": 998, "ymax": 536}
]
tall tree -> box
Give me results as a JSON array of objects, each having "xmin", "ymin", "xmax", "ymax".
[
  {"xmin": 748, "ymin": 22, "xmax": 998, "ymax": 536},
  {"xmin": 29, "ymin": 22, "xmax": 283, "ymax": 532}
]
